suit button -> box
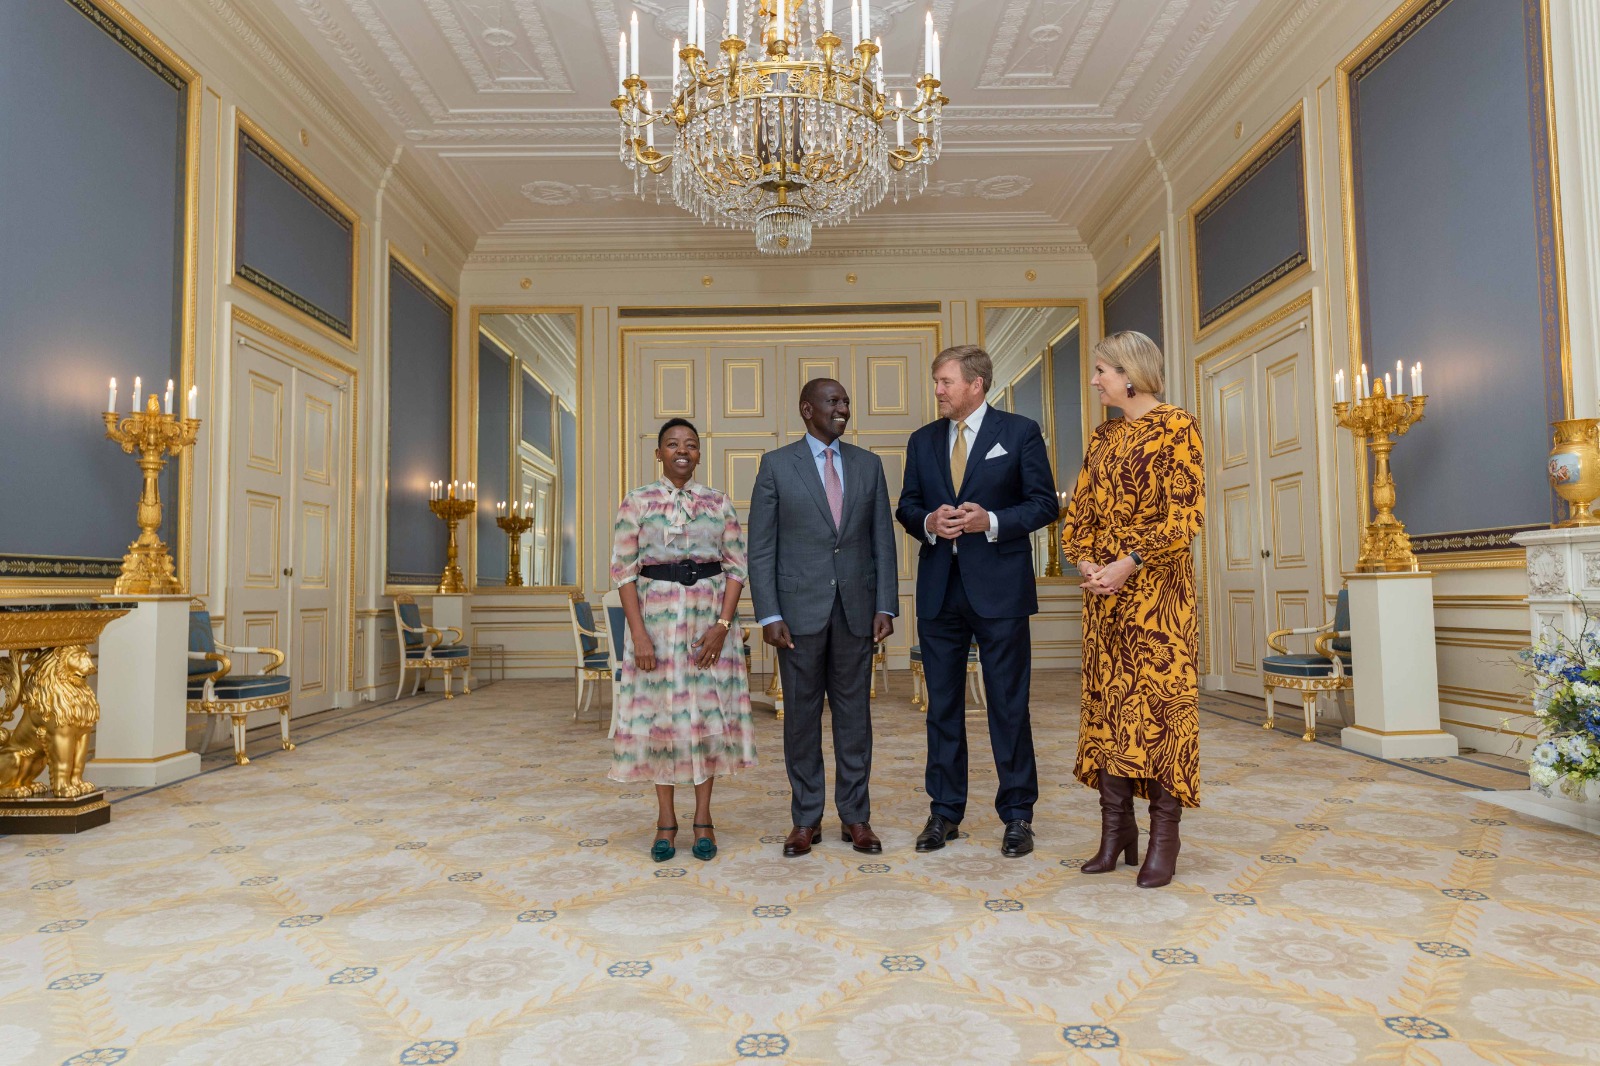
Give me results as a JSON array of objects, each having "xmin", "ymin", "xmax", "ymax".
[
  {"xmin": 830, "ymin": 579, "xmax": 836, "ymax": 586},
  {"xmin": 834, "ymin": 548, "xmax": 840, "ymax": 554}
]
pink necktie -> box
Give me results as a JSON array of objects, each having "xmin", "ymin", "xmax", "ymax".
[{"xmin": 824, "ymin": 447, "xmax": 844, "ymax": 527}]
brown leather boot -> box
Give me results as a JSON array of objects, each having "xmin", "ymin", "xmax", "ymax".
[
  {"xmin": 1081, "ymin": 772, "xmax": 1139, "ymax": 874},
  {"xmin": 1136, "ymin": 780, "xmax": 1182, "ymax": 888}
]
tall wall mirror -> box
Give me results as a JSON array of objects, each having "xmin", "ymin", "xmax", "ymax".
[
  {"xmin": 980, "ymin": 300, "xmax": 1087, "ymax": 579},
  {"xmin": 472, "ymin": 308, "xmax": 582, "ymax": 590}
]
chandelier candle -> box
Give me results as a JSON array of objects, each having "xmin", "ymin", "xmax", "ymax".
[{"xmin": 613, "ymin": 0, "xmax": 947, "ymax": 254}]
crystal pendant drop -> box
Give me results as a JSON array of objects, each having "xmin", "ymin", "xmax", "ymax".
[{"xmin": 754, "ymin": 206, "xmax": 812, "ymax": 255}]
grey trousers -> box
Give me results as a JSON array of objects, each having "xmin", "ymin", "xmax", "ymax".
[{"xmin": 777, "ymin": 595, "xmax": 874, "ymax": 827}]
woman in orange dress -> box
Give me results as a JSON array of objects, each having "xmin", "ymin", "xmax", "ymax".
[{"xmin": 1060, "ymin": 331, "xmax": 1204, "ymax": 888}]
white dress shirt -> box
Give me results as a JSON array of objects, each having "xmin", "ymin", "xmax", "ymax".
[{"xmin": 925, "ymin": 402, "xmax": 1001, "ymax": 548}]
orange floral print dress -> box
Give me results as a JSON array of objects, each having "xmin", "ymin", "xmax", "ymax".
[{"xmin": 1061, "ymin": 405, "xmax": 1205, "ymax": 808}]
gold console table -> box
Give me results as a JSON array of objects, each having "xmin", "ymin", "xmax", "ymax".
[{"xmin": 0, "ymin": 602, "xmax": 132, "ymax": 834}]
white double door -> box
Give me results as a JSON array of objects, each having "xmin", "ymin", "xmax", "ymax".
[
  {"xmin": 228, "ymin": 330, "xmax": 349, "ymax": 718},
  {"xmin": 1204, "ymin": 320, "xmax": 1326, "ymax": 695}
]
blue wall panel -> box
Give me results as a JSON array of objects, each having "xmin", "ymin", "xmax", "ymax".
[
  {"xmin": 476, "ymin": 337, "xmax": 511, "ymax": 585},
  {"xmin": 1011, "ymin": 363, "xmax": 1045, "ymax": 431},
  {"xmin": 1051, "ymin": 325, "xmax": 1084, "ymax": 478},
  {"xmin": 0, "ymin": 0, "xmax": 186, "ymax": 575},
  {"xmin": 522, "ymin": 373, "xmax": 553, "ymax": 456},
  {"xmin": 1349, "ymin": 0, "xmax": 1560, "ymax": 543},
  {"xmin": 235, "ymin": 131, "xmax": 354, "ymax": 339},
  {"xmin": 559, "ymin": 405, "xmax": 578, "ymax": 587},
  {"xmin": 1102, "ymin": 249, "xmax": 1164, "ymax": 354},
  {"xmin": 386, "ymin": 261, "xmax": 453, "ymax": 585},
  {"xmin": 1194, "ymin": 121, "xmax": 1308, "ymax": 330}
]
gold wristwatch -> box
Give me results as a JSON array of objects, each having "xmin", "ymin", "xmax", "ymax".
[{"xmin": 714, "ymin": 618, "xmax": 732, "ymax": 630}]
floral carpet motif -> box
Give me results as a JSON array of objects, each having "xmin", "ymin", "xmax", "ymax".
[{"xmin": 3, "ymin": 673, "xmax": 1597, "ymax": 1064}]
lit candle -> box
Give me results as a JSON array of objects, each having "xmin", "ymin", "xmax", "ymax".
[
  {"xmin": 645, "ymin": 91, "xmax": 655, "ymax": 147},
  {"xmin": 132, "ymin": 376, "xmax": 141, "ymax": 412},
  {"xmin": 188, "ymin": 385, "xmax": 198, "ymax": 419},
  {"xmin": 108, "ymin": 378, "xmax": 117, "ymax": 413},
  {"xmin": 823, "ymin": 0, "xmax": 833, "ymax": 33},
  {"xmin": 630, "ymin": 11, "xmax": 639, "ymax": 75},
  {"xmin": 618, "ymin": 32, "xmax": 626, "ymax": 93},
  {"xmin": 862, "ymin": 0, "xmax": 871, "ymax": 39},
  {"xmin": 728, "ymin": 0, "xmax": 738, "ymax": 39},
  {"xmin": 1413, "ymin": 362, "xmax": 1422, "ymax": 395},
  {"xmin": 1396, "ymin": 360, "xmax": 1404, "ymax": 395},
  {"xmin": 932, "ymin": 31, "xmax": 940, "ymax": 80},
  {"xmin": 1384, "ymin": 371, "xmax": 1392, "ymax": 396},
  {"xmin": 1360, "ymin": 363, "xmax": 1369, "ymax": 399},
  {"xmin": 895, "ymin": 92, "xmax": 904, "ymax": 145},
  {"xmin": 851, "ymin": 0, "xmax": 859, "ymax": 48},
  {"xmin": 698, "ymin": 0, "xmax": 706, "ymax": 51},
  {"xmin": 775, "ymin": 0, "xmax": 785, "ymax": 40},
  {"xmin": 1334, "ymin": 369, "xmax": 1345, "ymax": 403},
  {"xmin": 925, "ymin": 11, "xmax": 933, "ymax": 76},
  {"xmin": 164, "ymin": 379, "xmax": 174, "ymax": 415}
]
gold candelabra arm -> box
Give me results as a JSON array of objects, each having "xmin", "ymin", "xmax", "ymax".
[
  {"xmin": 887, "ymin": 137, "xmax": 931, "ymax": 171},
  {"xmin": 1332, "ymin": 387, "xmax": 1428, "ymax": 573},
  {"xmin": 428, "ymin": 496, "xmax": 477, "ymax": 594},
  {"xmin": 101, "ymin": 395, "xmax": 202, "ymax": 595},
  {"xmin": 494, "ymin": 514, "xmax": 534, "ymax": 587}
]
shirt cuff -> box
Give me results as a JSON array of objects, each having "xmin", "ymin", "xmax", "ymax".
[
  {"xmin": 757, "ymin": 615, "xmax": 782, "ymax": 626},
  {"xmin": 615, "ymin": 575, "xmax": 638, "ymax": 586},
  {"xmin": 985, "ymin": 510, "xmax": 999, "ymax": 543},
  {"xmin": 923, "ymin": 513, "xmax": 937, "ymax": 545}
]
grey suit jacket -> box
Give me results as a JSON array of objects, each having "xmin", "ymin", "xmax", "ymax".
[{"xmin": 747, "ymin": 438, "xmax": 899, "ymax": 639}]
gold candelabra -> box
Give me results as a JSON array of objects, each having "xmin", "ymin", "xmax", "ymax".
[
  {"xmin": 495, "ymin": 514, "xmax": 535, "ymax": 587},
  {"xmin": 1333, "ymin": 376, "xmax": 1426, "ymax": 572},
  {"xmin": 1046, "ymin": 489, "xmax": 1071, "ymax": 578},
  {"xmin": 102, "ymin": 392, "xmax": 201, "ymax": 594},
  {"xmin": 428, "ymin": 494, "xmax": 476, "ymax": 594}
]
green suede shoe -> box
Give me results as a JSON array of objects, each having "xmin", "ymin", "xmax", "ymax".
[
  {"xmin": 691, "ymin": 822, "xmax": 717, "ymax": 861},
  {"xmin": 651, "ymin": 825, "xmax": 678, "ymax": 863}
]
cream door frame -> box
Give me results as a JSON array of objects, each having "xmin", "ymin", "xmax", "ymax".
[{"xmin": 226, "ymin": 309, "xmax": 358, "ymax": 710}]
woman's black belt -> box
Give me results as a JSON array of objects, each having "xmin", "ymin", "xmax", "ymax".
[{"xmin": 639, "ymin": 560, "xmax": 724, "ymax": 586}]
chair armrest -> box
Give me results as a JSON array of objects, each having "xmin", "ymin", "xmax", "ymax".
[
  {"xmin": 189, "ymin": 650, "xmax": 232, "ymax": 681},
  {"xmin": 1313, "ymin": 630, "xmax": 1350, "ymax": 661},
  {"xmin": 399, "ymin": 623, "xmax": 444, "ymax": 648},
  {"xmin": 440, "ymin": 626, "xmax": 464, "ymax": 646},
  {"xmin": 574, "ymin": 623, "xmax": 609, "ymax": 650},
  {"xmin": 1266, "ymin": 621, "xmax": 1333, "ymax": 655},
  {"xmin": 223, "ymin": 646, "xmax": 287, "ymax": 675}
]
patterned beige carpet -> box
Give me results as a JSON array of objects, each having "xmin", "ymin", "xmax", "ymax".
[{"xmin": 4, "ymin": 672, "xmax": 1599, "ymax": 1065}]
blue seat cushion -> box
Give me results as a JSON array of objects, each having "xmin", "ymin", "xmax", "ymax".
[
  {"xmin": 188, "ymin": 674, "xmax": 292, "ymax": 700},
  {"xmin": 406, "ymin": 644, "xmax": 470, "ymax": 660},
  {"xmin": 583, "ymin": 652, "xmax": 609, "ymax": 670},
  {"xmin": 1262, "ymin": 654, "xmax": 1350, "ymax": 680}
]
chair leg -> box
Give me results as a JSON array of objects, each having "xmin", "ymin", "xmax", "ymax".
[
  {"xmin": 442, "ymin": 667, "xmax": 453, "ymax": 700},
  {"xmin": 461, "ymin": 664, "xmax": 471, "ymax": 696},
  {"xmin": 280, "ymin": 708, "xmax": 296, "ymax": 751},
  {"xmin": 1302, "ymin": 692, "xmax": 1318, "ymax": 742},
  {"xmin": 574, "ymin": 671, "xmax": 584, "ymax": 719},
  {"xmin": 911, "ymin": 662, "xmax": 924, "ymax": 708},
  {"xmin": 396, "ymin": 668, "xmax": 406, "ymax": 701},
  {"xmin": 1264, "ymin": 686, "xmax": 1276, "ymax": 730},
  {"xmin": 231, "ymin": 714, "xmax": 249, "ymax": 765},
  {"xmin": 411, "ymin": 665, "xmax": 423, "ymax": 696}
]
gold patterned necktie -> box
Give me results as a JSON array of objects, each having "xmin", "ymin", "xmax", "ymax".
[{"xmin": 951, "ymin": 419, "xmax": 968, "ymax": 488}]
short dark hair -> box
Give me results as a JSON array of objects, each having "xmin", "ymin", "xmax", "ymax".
[
  {"xmin": 657, "ymin": 417, "xmax": 699, "ymax": 446},
  {"xmin": 799, "ymin": 376, "xmax": 844, "ymax": 406}
]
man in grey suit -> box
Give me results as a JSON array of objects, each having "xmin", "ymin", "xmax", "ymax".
[{"xmin": 748, "ymin": 378, "xmax": 898, "ymax": 857}]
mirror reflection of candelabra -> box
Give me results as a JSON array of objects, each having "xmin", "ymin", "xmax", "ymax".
[
  {"xmin": 494, "ymin": 500, "xmax": 535, "ymax": 587},
  {"xmin": 1332, "ymin": 361, "xmax": 1426, "ymax": 572},
  {"xmin": 428, "ymin": 479, "xmax": 477, "ymax": 593},
  {"xmin": 102, "ymin": 377, "xmax": 201, "ymax": 594}
]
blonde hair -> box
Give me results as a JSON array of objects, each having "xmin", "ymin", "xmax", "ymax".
[
  {"xmin": 931, "ymin": 345, "xmax": 993, "ymax": 392},
  {"xmin": 1093, "ymin": 331, "xmax": 1165, "ymax": 397}
]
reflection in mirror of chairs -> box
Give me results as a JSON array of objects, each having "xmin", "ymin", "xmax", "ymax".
[
  {"xmin": 1261, "ymin": 588, "xmax": 1353, "ymax": 741},
  {"xmin": 393, "ymin": 593, "xmax": 472, "ymax": 699},
  {"xmin": 186, "ymin": 603, "xmax": 293, "ymax": 766},
  {"xmin": 908, "ymin": 643, "xmax": 985, "ymax": 709},
  {"xmin": 568, "ymin": 594, "xmax": 612, "ymax": 726}
]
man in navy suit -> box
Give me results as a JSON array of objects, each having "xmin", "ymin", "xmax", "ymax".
[{"xmin": 896, "ymin": 345, "xmax": 1058, "ymax": 857}]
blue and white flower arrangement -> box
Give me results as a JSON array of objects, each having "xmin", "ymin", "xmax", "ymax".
[{"xmin": 1518, "ymin": 623, "xmax": 1600, "ymax": 799}]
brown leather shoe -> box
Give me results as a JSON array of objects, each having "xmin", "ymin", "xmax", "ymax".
[
  {"xmin": 841, "ymin": 822, "xmax": 882, "ymax": 854},
  {"xmin": 782, "ymin": 825, "xmax": 821, "ymax": 857}
]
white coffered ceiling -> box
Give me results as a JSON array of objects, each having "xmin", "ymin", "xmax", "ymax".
[{"xmin": 244, "ymin": 0, "xmax": 1278, "ymax": 252}]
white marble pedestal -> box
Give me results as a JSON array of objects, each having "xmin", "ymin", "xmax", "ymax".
[
  {"xmin": 432, "ymin": 594, "xmax": 466, "ymax": 638},
  {"xmin": 89, "ymin": 595, "xmax": 201, "ymax": 787},
  {"xmin": 1340, "ymin": 571, "xmax": 1460, "ymax": 759}
]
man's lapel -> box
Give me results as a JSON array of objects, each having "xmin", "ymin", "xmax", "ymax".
[
  {"xmin": 959, "ymin": 411, "xmax": 1004, "ymax": 499},
  {"xmin": 790, "ymin": 439, "xmax": 838, "ymax": 535},
  {"xmin": 935, "ymin": 419, "xmax": 958, "ymax": 502}
]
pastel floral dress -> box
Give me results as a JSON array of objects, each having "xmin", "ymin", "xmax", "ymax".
[
  {"xmin": 1061, "ymin": 405, "xmax": 1205, "ymax": 808},
  {"xmin": 609, "ymin": 478, "xmax": 757, "ymax": 785}
]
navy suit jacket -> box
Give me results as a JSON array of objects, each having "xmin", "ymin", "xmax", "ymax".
[{"xmin": 895, "ymin": 407, "xmax": 1058, "ymax": 620}]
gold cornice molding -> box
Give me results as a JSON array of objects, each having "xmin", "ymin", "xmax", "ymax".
[{"xmin": 465, "ymin": 243, "xmax": 1092, "ymax": 267}]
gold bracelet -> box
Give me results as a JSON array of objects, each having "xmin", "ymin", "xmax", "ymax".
[{"xmin": 714, "ymin": 618, "xmax": 732, "ymax": 630}]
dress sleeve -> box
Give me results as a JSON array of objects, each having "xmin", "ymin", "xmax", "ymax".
[
  {"xmin": 610, "ymin": 492, "xmax": 642, "ymax": 587},
  {"xmin": 719, "ymin": 495, "xmax": 750, "ymax": 586},
  {"xmin": 1059, "ymin": 447, "xmax": 1098, "ymax": 563},
  {"xmin": 1105, "ymin": 414, "xmax": 1205, "ymax": 560}
]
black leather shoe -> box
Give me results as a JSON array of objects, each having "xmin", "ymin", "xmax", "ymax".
[
  {"xmin": 915, "ymin": 814, "xmax": 961, "ymax": 852},
  {"xmin": 1000, "ymin": 820, "xmax": 1034, "ymax": 858}
]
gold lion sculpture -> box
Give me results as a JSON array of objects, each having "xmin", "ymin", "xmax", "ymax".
[{"xmin": 0, "ymin": 645, "xmax": 102, "ymax": 799}]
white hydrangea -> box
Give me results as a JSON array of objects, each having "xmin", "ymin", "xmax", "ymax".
[{"xmin": 1530, "ymin": 763, "xmax": 1560, "ymax": 791}]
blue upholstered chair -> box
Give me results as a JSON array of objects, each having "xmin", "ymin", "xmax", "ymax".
[
  {"xmin": 602, "ymin": 589, "xmax": 628, "ymax": 738},
  {"xmin": 186, "ymin": 604, "xmax": 293, "ymax": 766},
  {"xmin": 568, "ymin": 594, "xmax": 612, "ymax": 724},
  {"xmin": 1261, "ymin": 588, "xmax": 1353, "ymax": 741},
  {"xmin": 908, "ymin": 643, "xmax": 985, "ymax": 709},
  {"xmin": 392, "ymin": 593, "xmax": 472, "ymax": 699}
]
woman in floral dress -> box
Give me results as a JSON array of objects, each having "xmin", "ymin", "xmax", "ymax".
[
  {"xmin": 610, "ymin": 418, "xmax": 757, "ymax": 862},
  {"xmin": 1061, "ymin": 331, "xmax": 1205, "ymax": 889}
]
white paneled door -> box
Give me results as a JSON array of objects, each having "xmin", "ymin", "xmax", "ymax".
[
  {"xmin": 229, "ymin": 330, "xmax": 350, "ymax": 719},
  {"xmin": 1203, "ymin": 319, "xmax": 1324, "ymax": 695}
]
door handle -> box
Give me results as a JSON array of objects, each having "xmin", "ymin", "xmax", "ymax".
[
  {"xmin": 1259, "ymin": 549, "xmax": 1271, "ymax": 559},
  {"xmin": 283, "ymin": 567, "xmax": 294, "ymax": 576}
]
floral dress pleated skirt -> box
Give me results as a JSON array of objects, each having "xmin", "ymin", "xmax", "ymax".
[{"xmin": 608, "ymin": 479, "xmax": 757, "ymax": 785}]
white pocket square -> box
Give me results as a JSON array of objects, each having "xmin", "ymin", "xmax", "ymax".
[{"xmin": 985, "ymin": 443, "xmax": 1008, "ymax": 459}]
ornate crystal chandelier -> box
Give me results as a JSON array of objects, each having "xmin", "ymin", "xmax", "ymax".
[{"xmin": 613, "ymin": 0, "xmax": 947, "ymax": 255}]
